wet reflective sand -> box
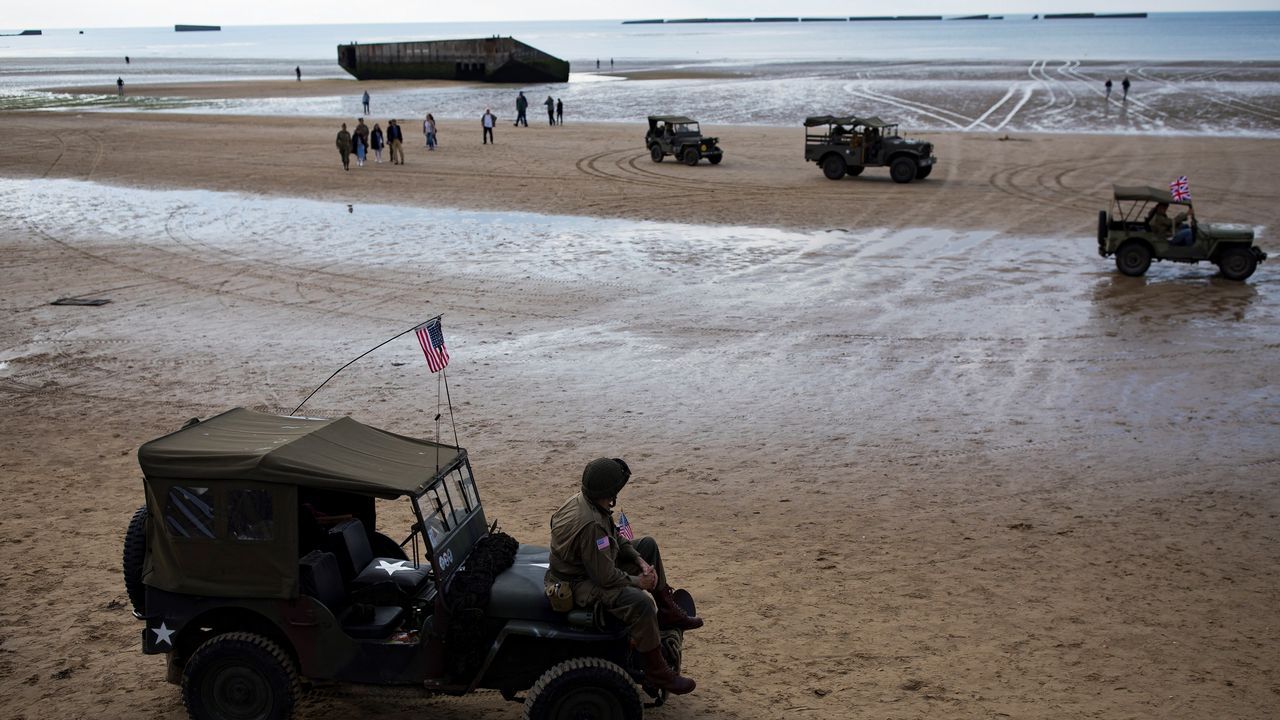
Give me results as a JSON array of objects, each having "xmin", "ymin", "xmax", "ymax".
[{"xmin": 0, "ymin": 175, "xmax": 1276, "ymax": 719}]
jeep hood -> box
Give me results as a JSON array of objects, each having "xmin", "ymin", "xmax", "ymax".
[{"xmin": 1199, "ymin": 223, "xmax": 1255, "ymax": 241}]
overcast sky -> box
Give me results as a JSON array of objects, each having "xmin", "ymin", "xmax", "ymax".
[{"xmin": 5, "ymin": 2, "xmax": 1274, "ymax": 29}]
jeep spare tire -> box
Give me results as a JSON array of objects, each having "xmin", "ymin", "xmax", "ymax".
[
  {"xmin": 649, "ymin": 145, "xmax": 663, "ymax": 163},
  {"xmin": 681, "ymin": 147, "xmax": 699, "ymax": 166},
  {"xmin": 1097, "ymin": 210, "xmax": 1109, "ymax": 244},
  {"xmin": 123, "ymin": 505, "xmax": 148, "ymax": 617},
  {"xmin": 822, "ymin": 154, "xmax": 847, "ymax": 180}
]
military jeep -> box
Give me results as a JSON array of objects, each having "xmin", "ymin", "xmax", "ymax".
[
  {"xmin": 803, "ymin": 115, "xmax": 935, "ymax": 183},
  {"xmin": 123, "ymin": 408, "xmax": 694, "ymax": 720},
  {"xmin": 645, "ymin": 115, "xmax": 723, "ymax": 166},
  {"xmin": 1098, "ymin": 185, "xmax": 1266, "ymax": 280}
]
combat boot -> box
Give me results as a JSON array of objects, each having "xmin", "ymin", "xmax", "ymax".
[
  {"xmin": 655, "ymin": 586, "xmax": 704, "ymax": 631},
  {"xmin": 641, "ymin": 647, "xmax": 696, "ymax": 695}
]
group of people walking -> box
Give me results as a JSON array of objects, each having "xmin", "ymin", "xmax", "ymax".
[
  {"xmin": 514, "ymin": 91, "xmax": 564, "ymax": 128},
  {"xmin": 334, "ymin": 89, "xmax": 566, "ymax": 168},
  {"xmin": 334, "ymin": 117, "xmax": 406, "ymax": 171}
]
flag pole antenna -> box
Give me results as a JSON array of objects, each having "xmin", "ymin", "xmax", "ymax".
[{"xmin": 291, "ymin": 314, "xmax": 443, "ymax": 416}]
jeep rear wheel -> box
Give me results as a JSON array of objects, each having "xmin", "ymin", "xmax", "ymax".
[
  {"xmin": 1217, "ymin": 246, "xmax": 1257, "ymax": 281},
  {"xmin": 890, "ymin": 157, "xmax": 917, "ymax": 183},
  {"xmin": 523, "ymin": 657, "xmax": 642, "ymax": 720},
  {"xmin": 1115, "ymin": 240, "xmax": 1152, "ymax": 277},
  {"xmin": 649, "ymin": 145, "xmax": 663, "ymax": 163},
  {"xmin": 681, "ymin": 147, "xmax": 699, "ymax": 166},
  {"xmin": 123, "ymin": 505, "xmax": 148, "ymax": 617},
  {"xmin": 822, "ymin": 155, "xmax": 847, "ymax": 180},
  {"xmin": 183, "ymin": 633, "xmax": 300, "ymax": 720}
]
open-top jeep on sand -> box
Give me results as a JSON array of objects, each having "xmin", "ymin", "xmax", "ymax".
[
  {"xmin": 1099, "ymin": 185, "xmax": 1266, "ymax": 281},
  {"xmin": 803, "ymin": 115, "xmax": 935, "ymax": 183},
  {"xmin": 123, "ymin": 408, "xmax": 694, "ymax": 720},
  {"xmin": 645, "ymin": 115, "xmax": 723, "ymax": 166}
]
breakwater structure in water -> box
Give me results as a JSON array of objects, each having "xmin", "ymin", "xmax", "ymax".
[
  {"xmin": 175, "ymin": 24, "xmax": 221, "ymax": 32},
  {"xmin": 337, "ymin": 37, "xmax": 569, "ymax": 83},
  {"xmin": 0, "ymin": 29, "xmax": 42, "ymax": 36}
]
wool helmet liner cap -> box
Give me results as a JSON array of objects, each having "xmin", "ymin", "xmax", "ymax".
[{"xmin": 582, "ymin": 457, "xmax": 632, "ymax": 499}]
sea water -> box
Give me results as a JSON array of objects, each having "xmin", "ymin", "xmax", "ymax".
[{"xmin": 2, "ymin": 14, "xmax": 1280, "ymax": 134}]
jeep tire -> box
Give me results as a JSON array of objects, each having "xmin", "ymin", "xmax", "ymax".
[
  {"xmin": 649, "ymin": 145, "xmax": 663, "ymax": 163},
  {"xmin": 708, "ymin": 154, "xmax": 722, "ymax": 165},
  {"xmin": 822, "ymin": 155, "xmax": 847, "ymax": 180},
  {"xmin": 523, "ymin": 657, "xmax": 642, "ymax": 720},
  {"xmin": 916, "ymin": 165, "xmax": 933, "ymax": 180},
  {"xmin": 1217, "ymin": 246, "xmax": 1258, "ymax": 281},
  {"xmin": 681, "ymin": 147, "xmax": 699, "ymax": 166},
  {"xmin": 1115, "ymin": 240, "xmax": 1152, "ymax": 277},
  {"xmin": 890, "ymin": 157, "xmax": 917, "ymax": 184},
  {"xmin": 183, "ymin": 633, "xmax": 300, "ymax": 720},
  {"xmin": 1097, "ymin": 210, "xmax": 1109, "ymax": 244},
  {"xmin": 123, "ymin": 505, "xmax": 148, "ymax": 617}
]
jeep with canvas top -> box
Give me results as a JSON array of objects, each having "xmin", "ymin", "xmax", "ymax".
[
  {"xmin": 123, "ymin": 408, "xmax": 695, "ymax": 720},
  {"xmin": 645, "ymin": 115, "xmax": 723, "ymax": 166},
  {"xmin": 1098, "ymin": 185, "xmax": 1266, "ymax": 280}
]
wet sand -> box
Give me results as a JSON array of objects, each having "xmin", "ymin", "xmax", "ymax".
[
  {"xmin": 0, "ymin": 108, "xmax": 1277, "ymax": 720},
  {"xmin": 50, "ymin": 78, "xmax": 468, "ymax": 100}
]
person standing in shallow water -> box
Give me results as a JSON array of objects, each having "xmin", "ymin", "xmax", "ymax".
[
  {"xmin": 116, "ymin": 77, "xmax": 124, "ymax": 96},
  {"xmin": 335, "ymin": 123, "xmax": 352, "ymax": 171},
  {"xmin": 1105, "ymin": 78, "xmax": 1112, "ymax": 100},
  {"xmin": 1122, "ymin": 77, "xmax": 1131, "ymax": 102},
  {"xmin": 362, "ymin": 90, "xmax": 370, "ymax": 114},
  {"xmin": 295, "ymin": 66, "xmax": 301, "ymax": 81}
]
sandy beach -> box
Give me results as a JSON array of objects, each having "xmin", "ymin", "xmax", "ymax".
[{"xmin": 0, "ymin": 96, "xmax": 1277, "ymax": 720}]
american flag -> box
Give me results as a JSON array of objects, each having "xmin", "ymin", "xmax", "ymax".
[
  {"xmin": 415, "ymin": 318, "xmax": 450, "ymax": 373},
  {"xmin": 617, "ymin": 512, "xmax": 634, "ymax": 541},
  {"xmin": 1170, "ymin": 176, "xmax": 1191, "ymax": 202}
]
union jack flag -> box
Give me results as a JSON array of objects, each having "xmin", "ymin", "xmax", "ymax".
[
  {"xmin": 415, "ymin": 317, "xmax": 450, "ymax": 373},
  {"xmin": 1170, "ymin": 176, "xmax": 1191, "ymax": 202},
  {"xmin": 617, "ymin": 512, "xmax": 634, "ymax": 541}
]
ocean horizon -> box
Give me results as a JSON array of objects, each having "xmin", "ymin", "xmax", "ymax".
[{"xmin": 2, "ymin": 13, "xmax": 1279, "ymax": 136}]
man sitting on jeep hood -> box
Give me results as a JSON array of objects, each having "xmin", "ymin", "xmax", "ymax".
[{"xmin": 546, "ymin": 457, "xmax": 702, "ymax": 694}]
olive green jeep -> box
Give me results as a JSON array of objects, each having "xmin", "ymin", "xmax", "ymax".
[
  {"xmin": 645, "ymin": 115, "xmax": 723, "ymax": 166},
  {"xmin": 123, "ymin": 408, "xmax": 694, "ymax": 720},
  {"xmin": 1098, "ymin": 186, "xmax": 1266, "ymax": 280},
  {"xmin": 804, "ymin": 115, "xmax": 935, "ymax": 183}
]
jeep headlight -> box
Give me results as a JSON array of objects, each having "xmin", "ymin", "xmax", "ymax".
[{"xmin": 700, "ymin": 144, "xmax": 707, "ymax": 152}]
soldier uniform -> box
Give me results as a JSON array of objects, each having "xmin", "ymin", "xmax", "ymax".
[{"xmin": 546, "ymin": 457, "xmax": 701, "ymax": 694}]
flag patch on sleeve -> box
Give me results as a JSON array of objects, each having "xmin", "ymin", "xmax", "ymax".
[{"xmin": 596, "ymin": 536, "xmax": 610, "ymax": 550}]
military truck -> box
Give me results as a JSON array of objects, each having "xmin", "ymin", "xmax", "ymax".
[
  {"xmin": 123, "ymin": 408, "xmax": 694, "ymax": 720},
  {"xmin": 803, "ymin": 115, "xmax": 935, "ymax": 183},
  {"xmin": 1098, "ymin": 185, "xmax": 1266, "ymax": 280},
  {"xmin": 645, "ymin": 115, "xmax": 723, "ymax": 166}
]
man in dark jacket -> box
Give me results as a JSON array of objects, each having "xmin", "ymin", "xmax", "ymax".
[
  {"xmin": 387, "ymin": 119, "xmax": 404, "ymax": 164},
  {"xmin": 515, "ymin": 91, "xmax": 528, "ymax": 127},
  {"xmin": 546, "ymin": 458, "xmax": 702, "ymax": 695}
]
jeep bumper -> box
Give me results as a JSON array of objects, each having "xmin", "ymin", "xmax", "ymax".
[{"xmin": 919, "ymin": 156, "xmax": 935, "ymax": 166}]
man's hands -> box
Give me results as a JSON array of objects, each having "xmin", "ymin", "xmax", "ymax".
[{"xmin": 635, "ymin": 558, "xmax": 658, "ymax": 590}]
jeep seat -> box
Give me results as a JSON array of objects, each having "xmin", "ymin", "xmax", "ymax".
[
  {"xmin": 299, "ymin": 550, "xmax": 405, "ymax": 639},
  {"xmin": 328, "ymin": 519, "xmax": 430, "ymax": 592}
]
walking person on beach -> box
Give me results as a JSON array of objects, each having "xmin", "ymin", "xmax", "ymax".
[
  {"xmin": 295, "ymin": 66, "xmax": 301, "ymax": 81},
  {"xmin": 424, "ymin": 113, "xmax": 437, "ymax": 150},
  {"xmin": 388, "ymin": 119, "xmax": 405, "ymax": 164},
  {"xmin": 336, "ymin": 123, "xmax": 352, "ymax": 171},
  {"xmin": 1122, "ymin": 77, "xmax": 1131, "ymax": 102},
  {"xmin": 362, "ymin": 90, "xmax": 371, "ymax": 114},
  {"xmin": 1105, "ymin": 78, "xmax": 1112, "ymax": 100},
  {"xmin": 353, "ymin": 129, "xmax": 367, "ymax": 167},
  {"xmin": 515, "ymin": 91, "xmax": 528, "ymax": 127},
  {"xmin": 482, "ymin": 108, "xmax": 496, "ymax": 144},
  {"xmin": 370, "ymin": 122, "xmax": 384, "ymax": 163},
  {"xmin": 116, "ymin": 77, "xmax": 124, "ymax": 96},
  {"xmin": 556, "ymin": 98, "xmax": 563, "ymax": 125},
  {"xmin": 545, "ymin": 95, "xmax": 556, "ymax": 126}
]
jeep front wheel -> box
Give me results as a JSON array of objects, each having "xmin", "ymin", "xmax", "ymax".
[
  {"xmin": 681, "ymin": 147, "xmax": 699, "ymax": 166},
  {"xmin": 1217, "ymin": 246, "xmax": 1258, "ymax": 281},
  {"xmin": 822, "ymin": 155, "xmax": 847, "ymax": 180},
  {"xmin": 649, "ymin": 145, "xmax": 663, "ymax": 163},
  {"xmin": 1115, "ymin": 241, "xmax": 1152, "ymax": 277},
  {"xmin": 890, "ymin": 157, "xmax": 917, "ymax": 183},
  {"xmin": 847, "ymin": 165, "xmax": 864, "ymax": 176},
  {"xmin": 523, "ymin": 657, "xmax": 642, "ymax": 720},
  {"xmin": 916, "ymin": 165, "xmax": 933, "ymax": 180},
  {"xmin": 183, "ymin": 633, "xmax": 300, "ymax": 720},
  {"xmin": 708, "ymin": 154, "xmax": 722, "ymax": 165}
]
